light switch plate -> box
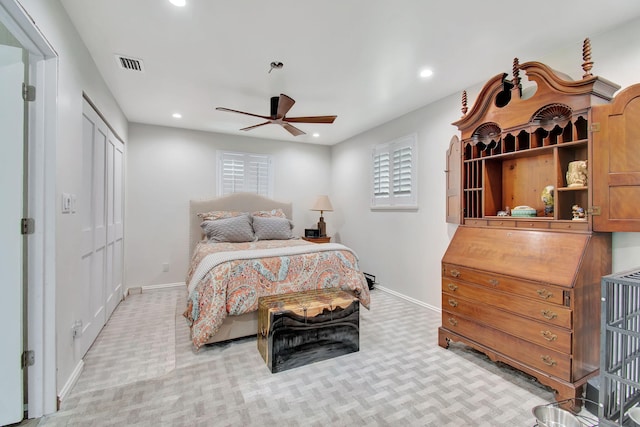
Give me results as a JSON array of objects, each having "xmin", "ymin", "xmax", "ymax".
[{"xmin": 61, "ymin": 193, "xmax": 71, "ymax": 213}]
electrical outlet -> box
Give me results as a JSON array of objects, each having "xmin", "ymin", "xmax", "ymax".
[{"xmin": 162, "ymin": 263, "xmax": 169, "ymax": 272}]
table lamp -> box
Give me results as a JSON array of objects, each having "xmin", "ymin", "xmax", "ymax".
[{"xmin": 311, "ymin": 195, "xmax": 333, "ymax": 237}]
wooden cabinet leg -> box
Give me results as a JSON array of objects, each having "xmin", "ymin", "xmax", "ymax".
[
  {"xmin": 554, "ymin": 384, "xmax": 584, "ymax": 412},
  {"xmin": 438, "ymin": 328, "xmax": 450, "ymax": 349}
]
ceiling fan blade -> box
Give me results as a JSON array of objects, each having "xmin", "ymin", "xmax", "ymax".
[
  {"xmin": 239, "ymin": 121, "xmax": 271, "ymax": 131},
  {"xmin": 276, "ymin": 94, "xmax": 296, "ymax": 119},
  {"xmin": 283, "ymin": 123, "xmax": 306, "ymax": 136},
  {"xmin": 284, "ymin": 115, "xmax": 337, "ymax": 124},
  {"xmin": 216, "ymin": 107, "xmax": 271, "ymax": 120}
]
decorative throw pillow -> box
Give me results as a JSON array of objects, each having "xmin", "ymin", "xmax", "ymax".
[
  {"xmin": 197, "ymin": 210, "xmax": 243, "ymax": 221},
  {"xmin": 201, "ymin": 214, "xmax": 255, "ymax": 243},
  {"xmin": 252, "ymin": 216, "xmax": 294, "ymax": 240},
  {"xmin": 251, "ymin": 208, "xmax": 287, "ymax": 219}
]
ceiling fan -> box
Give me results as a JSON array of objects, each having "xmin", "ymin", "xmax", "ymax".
[{"xmin": 216, "ymin": 93, "xmax": 337, "ymax": 136}]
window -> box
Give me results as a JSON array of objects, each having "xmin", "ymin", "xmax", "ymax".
[
  {"xmin": 371, "ymin": 133, "xmax": 417, "ymax": 209},
  {"xmin": 217, "ymin": 150, "xmax": 273, "ymax": 197}
]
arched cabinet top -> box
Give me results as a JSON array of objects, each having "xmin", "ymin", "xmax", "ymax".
[{"xmin": 453, "ymin": 61, "xmax": 620, "ymax": 138}]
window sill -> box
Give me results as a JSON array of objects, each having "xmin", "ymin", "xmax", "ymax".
[{"xmin": 370, "ymin": 205, "xmax": 418, "ymax": 212}]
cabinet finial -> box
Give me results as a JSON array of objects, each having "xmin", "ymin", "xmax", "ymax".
[
  {"xmin": 512, "ymin": 57, "xmax": 521, "ymax": 88},
  {"xmin": 582, "ymin": 38, "xmax": 594, "ymax": 79},
  {"xmin": 461, "ymin": 90, "xmax": 468, "ymax": 116}
]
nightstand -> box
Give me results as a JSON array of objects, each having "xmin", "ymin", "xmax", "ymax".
[{"xmin": 302, "ymin": 236, "xmax": 331, "ymax": 243}]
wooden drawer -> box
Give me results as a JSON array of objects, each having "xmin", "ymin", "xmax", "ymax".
[
  {"xmin": 465, "ymin": 219, "xmax": 488, "ymax": 227},
  {"xmin": 516, "ymin": 220, "xmax": 550, "ymax": 229},
  {"xmin": 487, "ymin": 219, "xmax": 510, "ymax": 227},
  {"xmin": 441, "ymin": 313, "xmax": 571, "ymax": 381},
  {"xmin": 442, "ymin": 264, "xmax": 568, "ymax": 306},
  {"xmin": 442, "ymin": 293, "xmax": 571, "ymax": 353},
  {"xmin": 442, "ymin": 279, "xmax": 572, "ymax": 329},
  {"xmin": 549, "ymin": 221, "xmax": 589, "ymax": 231}
]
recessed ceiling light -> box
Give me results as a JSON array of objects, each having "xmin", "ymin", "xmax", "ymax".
[
  {"xmin": 169, "ymin": 0, "xmax": 186, "ymax": 6},
  {"xmin": 172, "ymin": 113, "xmax": 182, "ymax": 119},
  {"xmin": 312, "ymin": 133, "xmax": 320, "ymax": 138},
  {"xmin": 420, "ymin": 68, "xmax": 434, "ymax": 78}
]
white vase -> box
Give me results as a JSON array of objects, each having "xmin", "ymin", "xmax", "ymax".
[{"xmin": 566, "ymin": 160, "xmax": 588, "ymax": 187}]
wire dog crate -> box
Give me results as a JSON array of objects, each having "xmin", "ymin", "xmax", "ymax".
[{"xmin": 599, "ymin": 268, "xmax": 640, "ymax": 427}]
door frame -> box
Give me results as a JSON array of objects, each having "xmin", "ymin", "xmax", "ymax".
[{"xmin": 0, "ymin": 0, "xmax": 57, "ymax": 418}]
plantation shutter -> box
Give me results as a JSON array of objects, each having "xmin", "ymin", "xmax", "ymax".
[
  {"xmin": 218, "ymin": 151, "xmax": 273, "ymax": 197},
  {"xmin": 371, "ymin": 134, "xmax": 417, "ymax": 208},
  {"xmin": 392, "ymin": 146, "xmax": 412, "ymax": 196},
  {"xmin": 373, "ymin": 152, "xmax": 390, "ymax": 197}
]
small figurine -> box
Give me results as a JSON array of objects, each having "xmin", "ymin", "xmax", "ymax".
[
  {"xmin": 497, "ymin": 206, "xmax": 511, "ymax": 216},
  {"xmin": 572, "ymin": 204, "xmax": 586, "ymax": 220},
  {"xmin": 541, "ymin": 185, "xmax": 554, "ymax": 215}
]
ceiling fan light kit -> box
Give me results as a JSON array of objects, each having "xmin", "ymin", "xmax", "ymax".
[
  {"xmin": 268, "ymin": 61, "xmax": 283, "ymax": 73},
  {"xmin": 216, "ymin": 93, "xmax": 337, "ymax": 137}
]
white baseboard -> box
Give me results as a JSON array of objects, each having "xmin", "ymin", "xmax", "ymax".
[
  {"xmin": 374, "ymin": 284, "xmax": 441, "ymax": 313},
  {"xmin": 141, "ymin": 282, "xmax": 185, "ymax": 291},
  {"xmin": 58, "ymin": 359, "xmax": 83, "ymax": 405},
  {"xmin": 125, "ymin": 282, "xmax": 185, "ymax": 297}
]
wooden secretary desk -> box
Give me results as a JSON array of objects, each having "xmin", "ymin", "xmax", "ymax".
[{"xmin": 439, "ymin": 39, "xmax": 640, "ymax": 407}]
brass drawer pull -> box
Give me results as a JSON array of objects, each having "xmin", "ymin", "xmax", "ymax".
[
  {"xmin": 450, "ymin": 269, "xmax": 460, "ymax": 278},
  {"xmin": 447, "ymin": 283, "xmax": 458, "ymax": 291},
  {"xmin": 448, "ymin": 317, "xmax": 458, "ymax": 326},
  {"xmin": 448, "ymin": 299, "xmax": 458, "ymax": 308},
  {"xmin": 536, "ymin": 289, "xmax": 553, "ymax": 299},
  {"xmin": 540, "ymin": 355, "xmax": 557, "ymax": 367},
  {"xmin": 541, "ymin": 331, "xmax": 558, "ymax": 342},
  {"xmin": 488, "ymin": 279, "xmax": 499, "ymax": 286},
  {"xmin": 541, "ymin": 309, "xmax": 558, "ymax": 320}
]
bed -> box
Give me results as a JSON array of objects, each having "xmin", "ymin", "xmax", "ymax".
[{"xmin": 184, "ymin": 193, "xmax": 370, "ymax": 350}]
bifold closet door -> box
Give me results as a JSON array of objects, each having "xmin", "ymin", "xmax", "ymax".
[
  {"xmin": 80, "ymin": 100, "xmax": 108, "ymax": 357},
  {"xmin": 105, "ymin": 130, "xmax": 124, "ymax": 319},
  {"xmin": 80, "ymin": 98, "xmax": 125, "ymax": 356}
]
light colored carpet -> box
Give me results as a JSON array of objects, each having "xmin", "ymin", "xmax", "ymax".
[{"xmin": 36, "ymin": 287, "xmax": 581, "ymax": 426}]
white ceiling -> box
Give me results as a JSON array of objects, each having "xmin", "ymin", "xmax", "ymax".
[{"xmin": 60, "ymin": 0, "xmax": 640, "ymax": 145}]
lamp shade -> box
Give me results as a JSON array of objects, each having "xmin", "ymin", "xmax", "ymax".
[{"xmin": 311, "ymin": 195, "xmax": 333, "ymax": 212}]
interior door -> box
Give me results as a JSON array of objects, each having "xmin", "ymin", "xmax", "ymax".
[
  {"xmin": 0, "ymin": 30, "xmax": 26, "ymax": 426},
  {"xmin": 79, "ymin": 99, "xmax": 107, "ymax": 357}
]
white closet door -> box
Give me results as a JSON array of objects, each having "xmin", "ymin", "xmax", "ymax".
[
  {"xmin": 105, "ymin": 130, "xmax": 124, "ymax": 319},
  {"xmin": 0, "ymin": 41, "xmax": 25, "ymax": 427},
  {"xmin": 80, "ymin": 99, "xmax": 107, "ymax": 357}
]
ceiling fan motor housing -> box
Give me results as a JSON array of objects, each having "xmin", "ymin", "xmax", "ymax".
[{"xmin": 270, "ymin": 96, "xmax": 279, "ymax": 118}]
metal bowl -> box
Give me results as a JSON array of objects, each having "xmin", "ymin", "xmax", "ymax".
[{"xmin": 532, "ymin": 405, "xmax": 581, "ymax": 427}]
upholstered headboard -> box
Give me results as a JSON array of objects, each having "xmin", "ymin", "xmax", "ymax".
[{"xmin": 189, "ymin": 193, "xmax": 293, "ymax": 257}]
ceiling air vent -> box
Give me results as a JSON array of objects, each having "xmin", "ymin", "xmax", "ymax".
[{"xmin": 115, "ymin": 54, "xmax": 145, "ymax": 72}]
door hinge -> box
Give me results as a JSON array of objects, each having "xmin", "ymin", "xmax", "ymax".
[
  {"xmin": 590, "ymin": 122, "xmax": 601, "ymax": 132},
  {"xmin": 588, "ymin": 206, "xmax": 602, "ymax": 216},
  {"xmin": 22, "ymin": 83, "xmax": 35, "ymax": 102},
  {"xmin": 22, "ymin": 350, "xmax": 35, "ymax": 368},
  {"xmin": 21, "ymin": 218, "xmax": 35, "ymax": 235}
]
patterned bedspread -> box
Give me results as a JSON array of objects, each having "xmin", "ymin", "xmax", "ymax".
[{"xmin": 184, "ymin": 239, "xmax": 370, "ymax": 349}]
